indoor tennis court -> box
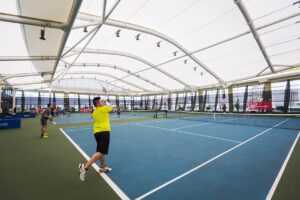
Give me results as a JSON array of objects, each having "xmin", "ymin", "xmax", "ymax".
[
  {"xmin": 61, "ymin": 115, "xmax": 299, "ymax": 199},
  {"xmin": 1, "ymin": 1, "xmax": 300, "ymax": 200}
]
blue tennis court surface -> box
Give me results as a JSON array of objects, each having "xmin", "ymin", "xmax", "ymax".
[
  {"xmin": 62, "ymin": 118, "xmax": 299, "ymax": 200},
  {"xmin": 53, "ymin": 111, "xmax": 155, "ymax": 124}
]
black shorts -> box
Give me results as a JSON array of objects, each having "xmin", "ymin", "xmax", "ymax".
[
  {"xmin": 94, "ymin": 131, "xmax": 110, "ymax": 154},
  {"xmin": 40, "ymin": 118, "xmax": 48, "ymax": 127}
]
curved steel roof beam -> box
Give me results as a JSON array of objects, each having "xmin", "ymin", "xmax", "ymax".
[
  {"xmin": 1, "ymin": 72, "xmax": 52, "ymax": 81},
  {"xmin": 61, "ymin": 61, "xmax": 168, "ymax": 91},
  {"xmin": 234, "ymin": 0, "xmax": 274, "ymax": 73},
  {"xmin": 0, "ymin": 12, "xmax": 67, "ymax": 30},
  {"xmin": 76, "ymin": 11, "xmax": 300, "ymax": 82},
  {"xmin": 55, "ymin": 0, "xmax": 121, "ymax": 82},
  {"xmin": 76, "ymin": 13, "xmax": 225, "ymax": 86},
  {"xmin": 0, "ymin": 56, "xmax": 57, "ymax": 61},
  {"xmin": 57, "ymin": 77, "xmax": 131, "ymax": 94},
  {"xmin": 69, "ymin": 48, "xmax": 191, "ymax": 89},
  {"xmin": 67, "ymin": 71, "xmax": 149, "ymax": 92},
  {"xmin": 50, "ymin": 0, "xmax": 82, "ymax": 83}
]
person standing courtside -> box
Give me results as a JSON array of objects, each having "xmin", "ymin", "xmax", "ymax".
[
  {"xmin": 78, "ymin": 97, "xmax": 113, "ymax": 181},
  {"xmin": 40, "ymin": 103, "xmax": 52, "ymax": 138}
]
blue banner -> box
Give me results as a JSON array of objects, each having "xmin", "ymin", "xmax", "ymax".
[{"xmin": 0, "ymin": 119, "xmax": 21, "ymax": 129}]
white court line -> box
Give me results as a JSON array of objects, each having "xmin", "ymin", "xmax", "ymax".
[
  {"xmin": 52, "ymin": 121, "xmax": 56, "ymax": 125},
  {"xmin": 171, "ymin": 122, "xmax": 212, "ymax": 130},
  {"xmin": 169, "ymin": 117, "xmax": 241, "ymax": 131},
  {"xmin": 135, "ymin": 119, "xmax": 290, "ymax": 200},
  {"xmin": 142, "ymin": 119, "xmax": 179, "ymax": 124},
  {"xmin": 136, "ymin": 123, "xmax": 242, "ymax": 144},
  {"xmin": 64, "ymin": 124, "xmax": 130, "ymax": 132},
  {"xmin": 266, "ymin": 130, "xmax": 300, "ymax": 200},
  {"xmin": 64, "ymin": 127, "xmax": 92, "ymax": 132},
  {"xmin": 59, "ymin": 128, "xmax": 130, "ymax": 200}
]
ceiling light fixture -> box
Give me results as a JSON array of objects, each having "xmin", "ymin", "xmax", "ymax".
[
  {"xmin": 39, "ymin": 27, "xmax": 46, "ymax": 40},
  {"xmin": 156, "ymin": 41, "xmax": 161, "ymax": 47},
  {"xmin": 293, "ymin": 1, "xmax": 300, "ymax": 7},
  {"xmin": 116, "ymin": 29, "xmax": 121, "ymax": 37},
  {"xmin": 135, "ymin": 33, "xmax": 141, "ymax": 41},
  {"xmin": 184, "ymin": 59, "xmax": 188, "ymax": 64},
  {"xmin": 83, "ymin": 27, "xmax": 88, "ymax": 33},
  {"xmin": 173, "ymin": 51, "xmax": 178, "ymax": 56}
]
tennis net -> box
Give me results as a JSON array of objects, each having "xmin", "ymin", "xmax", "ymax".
[
  {"xmin": 166, "ymin": 111, "xmax": 300, "ymax": 130},
  {"xmin": 121, "ymin": 110, "xmax": 156, "ymax": 118}
]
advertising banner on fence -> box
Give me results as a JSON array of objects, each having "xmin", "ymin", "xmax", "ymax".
[{"xmin": 247, "ymin": 101, "xmax": 272, "ymax": 112}]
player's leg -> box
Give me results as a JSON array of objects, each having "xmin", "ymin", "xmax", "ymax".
[
  {"xmin": 40, "ymin": 119, "xmax": 46, "ymax": 138},
  {"xmin": 79, "ymin": 132, "xmax": 111, "ymax": 181}
]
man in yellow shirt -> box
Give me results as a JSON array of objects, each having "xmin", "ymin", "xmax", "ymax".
[{"xmin": 79, "ymin": 97, "xmax": 113, "ymax": 181}]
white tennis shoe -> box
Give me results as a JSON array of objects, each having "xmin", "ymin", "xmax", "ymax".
[{"xmin": 78, "ymin": 163, "xmax": 86, "ymax": 181}]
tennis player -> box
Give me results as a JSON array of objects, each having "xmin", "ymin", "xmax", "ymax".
[
  {"xmin": 116, "ymin": 107, "xmax": 121, "ymax": 118},
  {"xmin": 79, "ymin": 97, "xmax": 113, "ymax": 181},
  {"xmin": 40, "ymin": 103, "xmax": 52, "ymax": 138}
]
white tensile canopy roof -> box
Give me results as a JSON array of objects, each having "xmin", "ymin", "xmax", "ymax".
[{"xmin": 0, "ymin": 0, "xmax": 300, "ymax": 95}]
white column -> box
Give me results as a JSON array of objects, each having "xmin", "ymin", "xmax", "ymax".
[{"xmin": 12, "ymin": 89, "xmax": 16, "ymax": 112}]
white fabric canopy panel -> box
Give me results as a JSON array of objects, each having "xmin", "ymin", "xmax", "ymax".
[
  {"xmin": 51, "ymin": 78, "xmax": 134, "ymax": 95},
  {"xmin": 244, "ymin": 0, "xmax": 300, "ymax": 27},
  {"xmin": 0, "ymin": 0, "xmax": 79, "ymax": 90},
  {"xmin": 193, "ymin": 34, "xmax": 267, "ymax": 82},
  {"xmin": 159, "ymin": 58, "xmax": 219, "ymax": 88},
  {"xmin": 1, "ymin": 0, "xmax": 300, "ymax": 93}
]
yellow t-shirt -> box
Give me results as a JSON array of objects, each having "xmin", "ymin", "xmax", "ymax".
[{"xmin": 92, "ymin": 106, "xmax": 112, "ymax": 133}]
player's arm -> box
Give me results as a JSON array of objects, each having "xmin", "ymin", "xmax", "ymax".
[
  {"xmin": 42, "ymin": 111, "xmax": 52, "ymax": 119},
  {"xmin": 42, "ymin": 112, "xmax": 48, "ymax": 118},
  {"xmin": 104, "ymin": 101, "xmax": 113, "ymax": 112}
]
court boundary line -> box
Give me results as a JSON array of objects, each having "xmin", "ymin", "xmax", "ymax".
[
  {"xmin": 59, "ymin": 128, "xmax": 130, "ymax": 200},
  {"xmin": 266, "ymin": 130, "xmax": 300, "ymax": 200},
  {"xmin": 171, "ymin": 122, "xmax": 212, "ymax": 130},
  {"xmin": 64, "ymin": 124, "xmax": 130, "ymax": 132},
  {"xmin": 136, "ymin": 123, "xmax": 242, "ymax": 144},
  {"xmin": 135, "ymin": 119, "xmax": 289, "ymax": 200},
  {"xmin": 169, "ymin": 117, "xmax": 243, "ymax": 130}
]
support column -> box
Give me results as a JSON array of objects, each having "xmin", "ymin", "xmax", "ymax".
[
  {"xmin": 123, "ymin": 96, "xmax": 127, "ymax": 110},
  {"xmin": 53, "ymin": 92, "xmax": 56, "ymax": 108},
  {"xmin": 131, "ymin": 96, "xmax": 134, "ymax": 110},
  {"xmin": 175, "ymin": 93, "xmax": 179, "ymax": 111},
  {"xmin": 183, "ymin": 93, "xmax": 187, "ymax": 111},
  {"xmin": 77, "ymin": 94, "xmax": 81, "ymax": 111},
  {"xmin": 116, "ymin": 96, "xmax": 120, "ymax": 107},
  {"xmin": 192, "ymin": 91, "xmax": 197, "ymax": 111},
  {"xmin": 21, "ymin": 90, "xmax": 25, "ymax": 113},
  {"xmin": 228, "ymin": 86, "xmax": 234, "ymax": 112},
  {"xmin": 38, "ymin": 92, "xmax": 41, "ymax": 109},
  {"xmin": 12, "ymin": 89, "xmax": 16, "ymax": 112},
  {"xmin": 198, "ymin": 89, "xmax": 204, "ymax": 112},
  {"xmin": 159, "ymin": 94, "xmax": 163, "ymax": 110},
  {"xmin": 64, "ymin": 92, "xmax": 69, "ymax": 109},
  {"xmin": 202, "ymin": 90, "xmax": 207, "ymax": 112},
  {"xmin": 0, "ymin": 83, "xmax": 2, "ymax": 113},
  {"xmin": 284, "ymin": 80, "xmax": 290, "ymax": 113},
  {"xmin": 243, "ymin": 85, "xmax": 248, "ymax": 113},
  {"xmin": 262, "ymin": 81, "xmax": 272, "ymax": 113},
  {"xmin": 88, "ymin": 94, "xmax": 91, "ymax": 108},
  {"xmin": 140, "ymin": 96, "xmax": 143, "ymax": 109},
  {"xmin": 214, "ymin": 89, "xmax": 219, "ymax": 112},
  {"xmin": 168, "ymin": 93, "xmax": 172, "ymax": 111}
]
